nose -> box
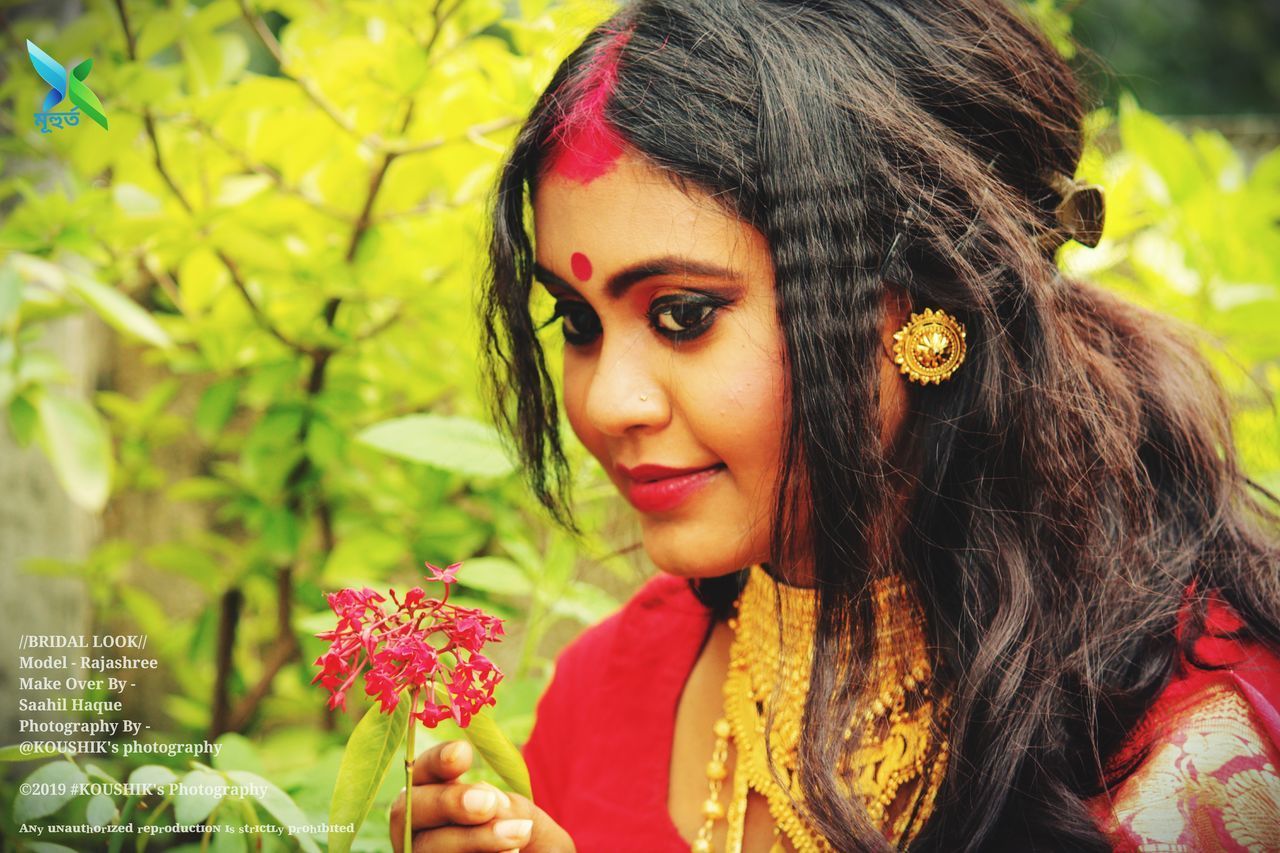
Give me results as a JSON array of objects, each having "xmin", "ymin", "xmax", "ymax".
[{"xmin": 582, "ymin": 333, "xmax": 669, "ymax": 437}]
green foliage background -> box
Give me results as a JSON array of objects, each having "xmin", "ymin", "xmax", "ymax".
[{"xmin": 0, "ymin": 0, "xmax": 1276, "ymax": 850}]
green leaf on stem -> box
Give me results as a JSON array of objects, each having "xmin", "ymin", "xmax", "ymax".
[
  {"xmin": 36, "ymin": 391, "xmax": 112, "ymax": 512},
  {"xmin": 226, "ymin": 770, "xmax": 320, "ymax": 853},
  {"xmin": 0, "ymin": 743, "xmax": 63, "ymax": 762},
  {"xmin": 356, "ymin": 414, "xmax": 515, "ymax": 478},
  {"xmin": 127, "ymin": 765, "xmax": 178, "ymax": 787},
  {"xmin": 173, "ymin": 768, "xmax": 228, "ymax": 824},
  {"xmin": 0, "ymin": 264, "xmax": 22, "ymax": 327},
  {"xmin": 8, "ymin": 395, "xmax": 38, "ymax": 447},
  {"xmin": 195, "ymin": 378, "xmax": 241, "ymax": 443},
  {"xmin": 431, "ymin": 683, "xmax": 532, "ymax": 800},
  {"xmin": 454, "ymin": 556, "xmax": 533, "ymax": 598},
  {"xmin": 86, "ymin": 793, "xmax": 118, "ymax": 827},
  {"xmin": 326, "ymin": 694, "xmax": 410, "ymax": 853},
  {"xmin": 62, "ymin": 268, "xmax": 173, "ymax": 350},
  {"xmin": 14, "ymin": 761, "xmax": 88, "ymax": 822}
]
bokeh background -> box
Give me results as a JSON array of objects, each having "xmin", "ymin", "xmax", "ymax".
[{"xmin": 1, "ymin": 0, "xmax": 1277, "ymax": 850}]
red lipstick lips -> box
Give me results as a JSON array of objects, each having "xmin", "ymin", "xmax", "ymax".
[{"xmin": 617, "ymin": 462, "xmax": 725, "ymax": 513}]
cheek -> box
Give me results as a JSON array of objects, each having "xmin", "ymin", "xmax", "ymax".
[
  {"xmin": 690, "ymin": 357, "xmax": 787, "ymax": 474},
  {"xmin": 561, "ymin": 357, "xmax": 601, "ymax": 452}
]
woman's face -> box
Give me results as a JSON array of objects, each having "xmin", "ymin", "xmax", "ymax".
[{"xmin": 532, "ymin": 150, "xmax": 909, "ymax": 580}]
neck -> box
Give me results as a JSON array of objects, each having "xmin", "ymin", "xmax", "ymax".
[
  {"xmin": 758, "ymin": 560, "xmax": 816, "ymax": 590},
  {"xmin": 739, "ymin": 563, "xmax": 930, "ymax": 692},
  {"xmin": 724, "ymin": 561, "xmax": 945, "ymax": 844},
  {"xmin": 763, "ymin": 470, "xmax": 916, "ymax": 591}
]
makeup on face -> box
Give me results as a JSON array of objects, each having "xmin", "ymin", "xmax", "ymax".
[
  {"xmin": 570, "ymin": 251, "xmax": 593, "ymax": 281},
  {"xmin": 541, "ymin": 31, "xmax": 632, "ymax": 185},
  {"xmin": 532, "ymin": 152, "xmax": 790, "ymax": 579},
  {"xmin": 617, "ymin": 463, "xmax": 728, "ymax": 514}
]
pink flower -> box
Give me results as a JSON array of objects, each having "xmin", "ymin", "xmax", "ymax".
[
  {"xmin": 312, "ymin": 560, "xmax": 505, "ymax": 728},
  {"xmin": 415, "ymin": 701, "xmax": 453, "ymax": 727},
  {"xmin": 311, "ymin": 650, "xmax": 349, "ymax": 690},
  {"xmin": 363, "ymin": 666, "xmax": 401, "ymax": 713},
  {"xmin": 424, "ymin": 561, "xmax": 461, "ymax": 585},
  {"xmin": 448, "ymin": 612, "xmax": 489, "ymax": 653}
]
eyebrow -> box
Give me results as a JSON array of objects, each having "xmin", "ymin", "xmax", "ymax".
[{"xmin": 532, "ymin": 256, "xmax": 745, "ymax": 300}]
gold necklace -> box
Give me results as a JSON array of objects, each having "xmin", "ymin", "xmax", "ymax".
[{"xmin": 691, "ymin": 565, "xmax": 948, "ymax": 853}]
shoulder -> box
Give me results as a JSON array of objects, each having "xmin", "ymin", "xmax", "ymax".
[
  {"xmin": 521, "ymin": 571, "xmax": 709, "ymax": 816},
  {"xmin": 525, "ymin": 571, "xmax": 706, "ymax": 729},
  {"xmin": 551, "ymin": 571, "xmax": 703, "ymax": 678},
  {"xmin": 1092, "ymin": 600, "xmax": 1280, "ymax": 851}
]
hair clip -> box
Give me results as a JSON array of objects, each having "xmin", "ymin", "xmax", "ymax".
[{"xmin": 1046, "ymin": 172, "xmax": 1106, "ymax": 248}]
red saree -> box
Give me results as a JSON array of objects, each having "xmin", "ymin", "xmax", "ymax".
[
  {"xmin": 1088, "ymin": 595, "xmax": 1280, "ymax": 850},
  {"xmin": 522, "ymin": 574, "xmax": 1280, "ymax": 851}
]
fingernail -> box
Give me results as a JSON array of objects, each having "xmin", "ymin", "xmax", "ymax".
[
  {"xmin": 442, "ymin": 741, "xmax": 463, "ymax": 763},
  {"xmin": 462, "ymin": 788, "xmax": 496, "ymax": 814},
  {"xmin": 495, "ymin": 819, "xmax": 533, "ymax": 845},
  {"xmin": 481, "ymin": 782, "xmax": 512, "ymax": 809}
]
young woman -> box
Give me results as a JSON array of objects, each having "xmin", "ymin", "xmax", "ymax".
[{"xmin": 390, "ymin": 0, "xmax": 1280, "ymax": 849}]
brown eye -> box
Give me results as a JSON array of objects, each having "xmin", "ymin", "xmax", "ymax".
[
  {"xmin": 649, "ymin": 295, "xmax": 725, "ymax": 342},
  {"xmin": 655, "ymin": 302, "xmax": 713, "ymax": 333},
  {"xmin": 550, "ymin": 300, "xmax": 601, "ymax": 345}
]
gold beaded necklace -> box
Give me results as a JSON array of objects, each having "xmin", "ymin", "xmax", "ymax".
[{"xmin": 691, "ymin": 565, "xmax": 948, "ymax": 853}]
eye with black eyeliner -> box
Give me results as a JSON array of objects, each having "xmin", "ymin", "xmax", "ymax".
[
  {"xmin": 649, "ymin": 293, "xmax": 729, "ymax": 342},
  {"xmin": 536, "ymin": 292, "xmax": 731, "ymax": 347},
  {"xmin": 538, "ymin": 299, "xmax": 602, "ymax": 346}
]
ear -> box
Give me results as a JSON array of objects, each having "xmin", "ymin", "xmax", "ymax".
[{"xmin": 880, "ymin": 284, "xmax": 912, "ymax": 355}]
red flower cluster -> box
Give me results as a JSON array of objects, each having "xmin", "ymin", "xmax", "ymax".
[{"xmin": 311, "ymin": 561, "xmax": 505, "ymax": 727}]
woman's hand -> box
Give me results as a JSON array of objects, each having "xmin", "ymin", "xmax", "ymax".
[{"xmin": 389, "ymin": 740, "xmax": 576, "ymax": 853}]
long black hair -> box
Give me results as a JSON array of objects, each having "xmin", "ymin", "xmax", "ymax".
[{"xmin": 480, "ymin": 0, "xmax": 1280, "ymax": 848}]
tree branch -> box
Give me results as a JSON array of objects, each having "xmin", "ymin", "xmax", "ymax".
[
  {"xmin": 235, "ymin": 0, "xmax": 514, "ymax": 158},
  {"xmin": 226, "ymin": 568, "xmax": 299, "ymax": 732},
  {"xmin": 182, "ymin": 114, "xmax": 354, "ymax": 222},
  {"xmin": 213, "ymin": 248, "xmax": 321, "ymax": 356},
  {"xmin": 113, "ymin": 0, "xmax": 320, "ymax": 739},
  {"xmin": 111, "ymin": 0, "xmax": 477, "ymax": 735},
  {"xmin": 236, "ymin": 0, "xmax": 384, "ymax": 150},
  {"xmin": 382, "ymin": 116, "xmax": 519, "ymax": 157},
  {"xmin": 210, "ymin": 588, "xmax": 243, "ymax": 737},
  {"xmin": 113, "ymin": 0, "xmax": 315, "ymax": 358},
  {"xmin": 0, "ymin": 10, "xmax": 23, "ymax": 54},
  {"xmin": 352, "ymin": 306, "xmax": 403, "ymax": 343}
]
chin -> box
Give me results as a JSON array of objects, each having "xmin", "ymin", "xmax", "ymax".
[{"xmin": 640, "ymin": 525, "xmax": 760, "ymax": 580}]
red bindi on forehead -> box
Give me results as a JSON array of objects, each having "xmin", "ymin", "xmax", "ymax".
[
  {"xmin": 543, "ymin": 31, "xmax": 632, "ymax": 185},
  {"xmin": 570, "ymin": 252, "xmax": 593, "ymax": 281}
]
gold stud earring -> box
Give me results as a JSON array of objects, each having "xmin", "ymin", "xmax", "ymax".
[
  {"xmin": 891, "ymin": 307, "xmax": 967, "ymax": 385},
  {"xmin": 639, "ymin": 393, "xmax": 649, "ymax": 402}
]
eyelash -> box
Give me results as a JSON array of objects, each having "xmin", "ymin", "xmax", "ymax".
[{"xmin": 538, "ymin": 294, "xmax": 728, "ymax": 347}]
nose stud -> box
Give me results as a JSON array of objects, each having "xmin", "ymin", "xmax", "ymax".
[{"xmin": 639, "ymin": 393, "xmax": 649, "ymax": 402}]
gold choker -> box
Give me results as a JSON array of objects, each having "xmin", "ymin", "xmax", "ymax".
[{"xmin": 692, "ymin": 565, "xmax": 948, "ymax": 852}]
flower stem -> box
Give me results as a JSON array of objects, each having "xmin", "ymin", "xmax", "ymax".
[{"xmin": 404, "ymin": 688, "xmax": 418, "ymax": 853}]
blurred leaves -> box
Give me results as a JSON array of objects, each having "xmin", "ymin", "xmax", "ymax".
[
  {"xmin": 3, "ymin": 0, "xmax": 1273, "ymax": 848},
  {"xmin": 13, "ymin": 762, "xmax": 87, "ymax": 823},
  {"xmin": 35, "ymin": 390, "xmax": 112, "ymax": 511},
  {"xmin": 2, "ymin": 0, "xmax": 620, "ymax": 846},
  {"xmin": 430, "ymin": 682, "xmax": 533, "ymax": 800},
  {"xmin": 326, "ymin": 694, "xmax": 409, "ymax": 853},
  {"xmin": 356, "ymin": 414, "xmax": 515, "ymax": 478},
  {"xmin": 1064, "ymin": 95, "xmax": 1280, "ymax": 492}
]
